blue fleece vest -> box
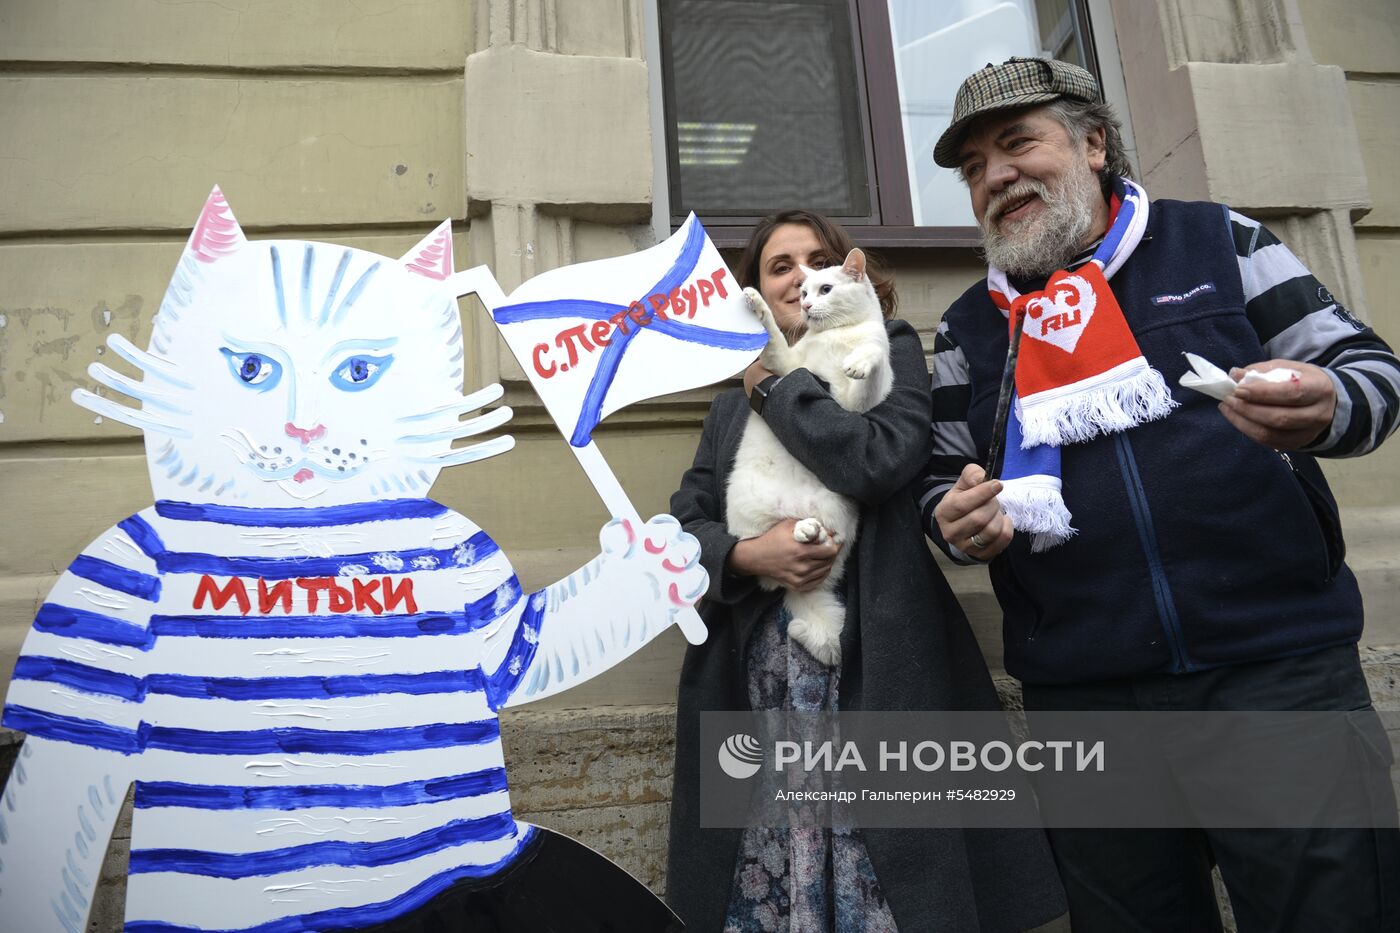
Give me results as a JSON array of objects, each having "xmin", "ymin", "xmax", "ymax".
[{"xmin": 944, "ymin": 198, "xmax": 1363, "ymax": 684}]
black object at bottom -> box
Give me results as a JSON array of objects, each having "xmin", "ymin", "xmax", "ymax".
[
  {"xmin": 1022, "ymin": 644, "xmax": 1400, "ymax": 933},
  {"xmin": 354, "ymin": 827, "xmax": 683, "ymax": 933}
]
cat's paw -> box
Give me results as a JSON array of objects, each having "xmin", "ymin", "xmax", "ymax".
[
  {"xmin": 599, "ymin": 514, "xmax": 708, "ymax": 613},
  {"xmin": 744, "ymin": 287, "xmax": 771, "ymax": 323},
  {"xmin": 842, "ymin": 347, "xmax": 880, "ymax": 380},
  {"xmin": 792, "ymin": 517, "xmax": 830, "ymax": 544},
  {"xmin": 789, "ymin": 618, "xmax": 842, "ymax": 666}
]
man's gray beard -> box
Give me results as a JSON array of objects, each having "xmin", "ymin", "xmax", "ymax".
[{"xmin": 979, "ymin": 164, "xmax": 1100, "ymax": 279}]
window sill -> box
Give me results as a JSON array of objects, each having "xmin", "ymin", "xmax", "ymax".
[{"xmin": 700, "ymin": 223, "xmax": 982, "ymax": 250}]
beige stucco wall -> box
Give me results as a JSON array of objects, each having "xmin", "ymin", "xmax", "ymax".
[{"xmin": 0, "ymin": 0, "xmax": 1395, "ymax": 927}]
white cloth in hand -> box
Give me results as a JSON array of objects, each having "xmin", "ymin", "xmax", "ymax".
[{"xmin": 1179, "ymin": 352, "xmax": 1299, "ymax": 401}]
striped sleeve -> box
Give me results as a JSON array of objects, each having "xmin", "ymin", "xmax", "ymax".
[
  {"xmin": 1231, "ymin": 210, "xmax": 1400, "ymax": 457},
  {"xmin": 916, "ymin": 318, "xmax": 981, "ymax": 563},
  {"xmin": 2, "ymin": 518, "xmax": 161, "ymax": 747}
]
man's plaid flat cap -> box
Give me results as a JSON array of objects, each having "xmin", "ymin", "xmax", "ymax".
[{"xmin": 933, "ymin": 56, "xmax": 1100, "ymax": 168}]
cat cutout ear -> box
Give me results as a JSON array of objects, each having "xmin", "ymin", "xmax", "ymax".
[
  {"xmin": 186, "ymin": 185, "xmax": 246, "ymax": 263},
  {"xmin": 841, "ymin": 248, "xmax": 866, "ymax": 282},
  {"xmin": 400, "ymin": 219, "xmax": 454, "ymax": 281}
]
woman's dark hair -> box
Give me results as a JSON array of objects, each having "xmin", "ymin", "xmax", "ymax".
[{"xmin": 736, "ymin": 210, "xmax": 897, "ymax": 319}]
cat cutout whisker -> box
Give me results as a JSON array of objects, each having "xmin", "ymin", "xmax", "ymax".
[
  {"xmin": 410, "ymin": 435, "xmax": 516, "ymax": 468},
  {"xmin": 71, "ymin": 389, "xmax": 191, "ymax": 438},
  {"xmin": 398, "ymin": 407, "xmax": 514, "ymax": 444},
  {"xmin": 107, "ymin": 334, "xmax": 193, "ymax": 389},
  {"xmin": 217, "ymin": 427, "xmax": 260, "ymax": 460},
  {"xmin": 86, "ymin": 363, "xmax": 192, "ymax": 416},
  {"xmin": 395, "ymin": 384, "xmax": 506, "ymax": 424}
]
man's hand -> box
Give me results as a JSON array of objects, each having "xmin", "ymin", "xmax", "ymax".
[
  {"xmin": 934, "ymin": 464, "xmax": 1013, "ymax": 560},
  {"xmin": 728, "ymin": 518, "xmax": 842, "ymax": 591},
  {"xmin": 743, "ymin": 359, "xmax": 776, "ymax": 396},
  {"xmin": 1219, "ymin": 360, "xmax": 1336, "ymax": 451}
]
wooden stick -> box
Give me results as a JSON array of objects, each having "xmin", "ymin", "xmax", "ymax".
[{"xmin": 984, "ymin": 307, "xmax": 1027, "ymax": 483}]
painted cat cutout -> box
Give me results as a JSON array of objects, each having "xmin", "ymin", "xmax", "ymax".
[{"xmin": 0, "ymin": 187, "xmax": 705, "ymax": 932}]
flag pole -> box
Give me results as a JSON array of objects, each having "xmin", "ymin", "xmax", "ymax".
[{"xmin": 450, "ymin": 266, "xmax": 708, "ymax": 645}]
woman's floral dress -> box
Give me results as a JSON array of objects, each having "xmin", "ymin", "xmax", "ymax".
[{"xmin": 723, "ymin": 606, "xmax": 899, "ymax": 933}]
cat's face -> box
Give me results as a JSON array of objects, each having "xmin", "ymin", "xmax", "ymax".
[
  {"xmin": 798, "ymin": 248, "xmax": 880, "ymax": 332},
  {"xmin": 95, "ymin": 189, "xmax": 502, "ymax": 507}
]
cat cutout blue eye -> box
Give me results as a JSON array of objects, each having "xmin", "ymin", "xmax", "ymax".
[
  {"xmin": 819, "ymin": 284, "xmax": 833, "ymax": 295},
  {"xmin": 330, "ymin": 353, "xmax": 394, "ymax": 392},
  {"xmin": 219, "ymin": 348, "xmax": 282, "ymax": 391}
]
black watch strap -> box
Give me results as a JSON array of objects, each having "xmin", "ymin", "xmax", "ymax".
[{"xmin": 750, "ymin": 375, "xmax": 781, "ymax": 415}]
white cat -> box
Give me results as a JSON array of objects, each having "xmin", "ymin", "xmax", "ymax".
[{"xmin": 725, "ymin": 249, "xmax": 892, "ymax": 665}]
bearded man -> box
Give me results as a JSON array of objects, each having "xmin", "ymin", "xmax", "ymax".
[{"xmin": 918, "ymin": 57, "xmax": 1400, "ymax": 931}]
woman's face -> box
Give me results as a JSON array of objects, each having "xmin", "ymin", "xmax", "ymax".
[{"xmin": 757, "ymin": 223, "xmax": 829, "ymax": 341}]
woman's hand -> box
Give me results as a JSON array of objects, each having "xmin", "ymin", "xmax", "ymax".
[
  {"xmin": 934, "ymin": 464, "xmax": 1013, "ymax": 560},
  {"xmin": 743, "ymin": 359, "xmax": 776, "ymax": 396},
  {"xmin": 728, "ymin": 518, "xmax": 842, "ymax": 591}
]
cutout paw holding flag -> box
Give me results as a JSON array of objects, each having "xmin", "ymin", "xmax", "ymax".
[{"xmin": 452, "ymin": 214, "xmax": 768, "ymax": 643}]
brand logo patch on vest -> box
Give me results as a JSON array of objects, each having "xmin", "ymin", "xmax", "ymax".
[{"xmin": 1151, "ymin": 282, "xmax": 1216, "ymax": 306}]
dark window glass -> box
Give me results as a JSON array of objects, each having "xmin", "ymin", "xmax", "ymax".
[
  {"xmin": 658, "ymin": 0, "xmax": 1098, "ymax": 240},
  {"xmin": 660, "ymin": 0, "xmax": 874, "ymax": 223}
]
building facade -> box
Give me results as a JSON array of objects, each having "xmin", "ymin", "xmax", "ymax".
[{"xmin": 0, "ymin": 0, "xmax": 1396, "ymax": 926}]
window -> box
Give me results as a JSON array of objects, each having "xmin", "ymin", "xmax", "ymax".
[{"xmin": 655, "ymin": 0, "xmax": 1100, "ymax": 245}]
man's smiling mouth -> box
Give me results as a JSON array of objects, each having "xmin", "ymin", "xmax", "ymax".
[{"xmin": 997, "ymin": 193, "xmax": 1039, "ymax": 224}]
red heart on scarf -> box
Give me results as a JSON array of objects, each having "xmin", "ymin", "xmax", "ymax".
[{"xmin": 1016, "ymin": 269, "xmax": 1098, "ymax": 355}]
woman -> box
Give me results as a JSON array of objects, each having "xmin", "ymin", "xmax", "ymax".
[{"xmin": 665, "ymin": 211, "xmax": 1065, "ymax": 932}]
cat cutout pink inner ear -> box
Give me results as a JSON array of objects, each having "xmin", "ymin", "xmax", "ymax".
[
  {"xmin": 841, "ymin": 248, "xmax": 866, "ymax": 281},
  {"xmin": 400, "ymin": 219, "xmax": 454, "ymax": 281},
  {"xmin": 187, "ymin": 185, "xmax": 246, "ymax": 263}
]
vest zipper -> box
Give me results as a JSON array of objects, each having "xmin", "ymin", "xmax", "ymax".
[{"xmin": 1112, "ymin": 432, "xmax": 1191, "ymax": 672}]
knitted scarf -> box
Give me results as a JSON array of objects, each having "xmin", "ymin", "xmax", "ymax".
[{"xmin": 986, "ymin": 177, "xmax": 1176, "ymax": 551}]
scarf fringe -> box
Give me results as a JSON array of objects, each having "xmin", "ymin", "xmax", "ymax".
[
  {"xmin": 1000, "ymin": 477, "xmax": 1076, "ymax": 552},
  {"xmin": 1018, "ymin": 363, "xmax": 1178, "ymax": 448}
]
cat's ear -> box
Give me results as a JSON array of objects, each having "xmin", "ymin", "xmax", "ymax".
[
  {"xmin": 186, "ymin": 185, "xmax": 246, "ymax": 263},
  {"xmin": 798, "ymin": 263, "xmax": 817, "ymax": 279},
  {"xmin": 400, "ymin": 219, "xmax": 454, "ymax": 281},
  {"xmin": 841, "ymin": 248, "xmax": 866, "ymax": 282}
]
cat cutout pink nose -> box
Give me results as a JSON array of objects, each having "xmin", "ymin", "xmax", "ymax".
[{"xmin": 285, "ymin": 422, "xmax": 326, "ymax": 445}]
